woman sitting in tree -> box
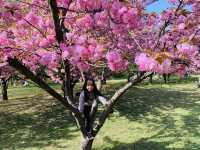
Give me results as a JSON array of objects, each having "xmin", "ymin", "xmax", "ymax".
[{"xmin": 78, "ymin": 78, "xmax": 109, "ymax": 138}]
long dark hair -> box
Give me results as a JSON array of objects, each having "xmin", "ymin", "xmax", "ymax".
[{"xmin": 82, "ymin": 78, "xmax": 101, "ymax": 98}]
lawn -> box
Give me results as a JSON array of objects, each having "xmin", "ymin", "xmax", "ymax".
[{"xmin": 0, "ymin": 77, "xmax": 200, "ymax": 150}]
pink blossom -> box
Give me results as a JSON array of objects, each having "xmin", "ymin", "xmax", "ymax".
[
  {"xmin": 178, "ymin": 23, "xmax": 185, "ymax": 30},
  {"xmin": 57, "ymin": 0, "xmax": 70, "ymax": 8},
  {"xmin": 76, "ymin": 35, "xmax": 87, "ymax": 44},
  {"xmin": 93, "ymin": 45, "xmax": 103, "ymax": 60},
  {"xmin": 25, "ymin": 11, "xmax": 42, "ymax": 26},
  {"xmin": 76, "ymin": 14, "xmax": 94, "ymax": 30},
  {"xmin": 77, "ymin": 62, "xmax": 90, "ymax": 71},
  {"xmin": 106, "ymin": 51, "xmax": 128, "ymax": 71},
  {"xmin": 62, "ymin": 50, "xmax": 70, "ymax": 59},
  {"xmin": 135, "ymin": 53, "xmax": 157, "ymax": 71},
  {"xmin": 77, "ymin": 0, "xmax": 102, "ymax": 10},
  {"xmin": 176, "ymin": 65, "xmax": 186, "ymax": 78},
  {"xmin": 0, "ymin": 31, "xmax": 9, "ymax": 45},
  {"xmin": 110, "ymin": 1, "xmax": 123, "ymax": 21},
  {"xmin": 122, "ymin": 9, "xmax": 139, "ymax": 29},
  {"xmin": 60, "ymin": 43, "xmax": 70, "ymax": 59},
  {"xmin": 46, "ymin": 35, "xmax": 55, "ymax": 43},
  {"xmin": 94, "ymin": 11, "xmax": 109, "ymax": 27},
  {"xmin": 157, "ymin": 59, "xmax": 172, "ymax": 74},
  {"xmin": 39, "ymin": 38, "xmax": 50, "ymax": 47},
  {"xmin": 75, "ymin": 45, "xmax": 88, "ymax": 58},
  {"xmin": 177, "ymin": 43, "xmax": 198, "ymax": 58},
  {"xmin": 39, "ymin": 53, "xmax": 53, "ymax": 65}
]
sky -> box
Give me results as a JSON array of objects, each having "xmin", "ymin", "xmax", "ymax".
[
  {"xmin": 146, "ymin": 0, "xmax": 192, "ymax": 13},
  {"xmin": 146, "ymin": 0, "xmax": 174, "ymax": 13}
]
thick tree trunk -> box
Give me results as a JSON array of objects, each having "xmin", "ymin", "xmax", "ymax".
[
  {"xmin": 1, "ymin": 78, "xmax": 8, "ymax": 101},
  {"xmin": 80, "ymin": 137, "xmax": 94, "ymax": 150}
]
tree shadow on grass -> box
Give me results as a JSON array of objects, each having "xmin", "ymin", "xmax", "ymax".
[
  {"xmin": 104, "ymin": 86, "xmax": 200, "ymax": 150},
  {"xmin": 101, "ymin": 136, "xmax": 168, "ymax": 150},
  {"xmin": 0, "ymin": 95, "xmax": 78, "ymax": 149},
  {"xmin": 114, "ymin": 87, "xmax": 200, "ymax": 120},
  {"xmin": 100, "ymin": 135, "xmax": 187, "ymax": 150},
  {"xmin": 100, "ymin": 118, "xmax": 200, "ymax": 150}
]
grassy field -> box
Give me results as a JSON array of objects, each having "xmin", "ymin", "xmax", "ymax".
[{"xmin": 0, "ymin": 77, "xmax": 200, "ymax": 150}]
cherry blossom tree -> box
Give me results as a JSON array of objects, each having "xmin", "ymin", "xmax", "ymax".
[
  {"xmin": 0, "ymin": 63, "xmax": 15, "ymax": 101},
  {"xmin": 1, "ymin": 0, "xmax": 200, "ymax": 149}
]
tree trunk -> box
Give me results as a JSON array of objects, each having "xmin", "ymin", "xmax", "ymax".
[
  {"xmin": 198, "ymin": 77, "xmax": 200, "ymax": 88},
  {"xmin": 1, "ymin": 78, "xmax": 8, "ymax": 101},
  {"xmin": 149, "ymin": 73, "xmax": 153, "ymax": 84},
  {"xmin": 167, "ymin": 74, "xmax": 170, "ymax": 81},
  {"xmin": 163, "ymin": 74, "xmax": 167, "ymax": 84},
  {"xmin": 80, "ymin": 137, "xmax": 94, "ymax": 150}
]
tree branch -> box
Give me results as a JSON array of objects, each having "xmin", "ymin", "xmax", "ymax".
[
  {"xmin": 48, "ymin": 0, "xmax": 64, "ymax": 43},
  {"xmin": 93, "ymin": 72, "xmax": 153, "ymax": 135},
  {"xmin": 7, "ymin": 58, "xmax": 73, "ymax": 110},
  {"xmin": 153, "ymin": 0, "xmax": 183, "ymax": 49},
  {"xmin": 7, "ymin": 57, "xmax": 87, "ymax": 137},
  {"xmin": 48, "ymin": 0, "xmax": 88, "ymax": 137}
]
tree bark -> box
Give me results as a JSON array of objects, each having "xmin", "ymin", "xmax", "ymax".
[
  {"xmin": 198, "ymin": 77, "xmax": 200, "ymax": 88},
  {"xmin": 1, "ymin": 78, "xmax": 8, "ymax": 101},
  {"xmin": 149, "ymin": 73, "xmax": 153, "ymax": 84},
  {"xmin": 80, "ymin": 137, "xmax": 94, "ymax": 150},
  {"xmin": 163, "ymin": 74, "xmax": 167, "ymax": 84}
]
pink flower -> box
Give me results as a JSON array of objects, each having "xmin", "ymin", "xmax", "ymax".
[
  {"xmin": 62, "ymin": 50, "xmax": 70, "ymax": 59},
  {"xmin": 47, "ymin": 35, "xmax": 55, "ymax": 43},
  {"xmin": 25, "ymin": 11, "xmax": 42, "ymax": 26},
  {"xmin": 75, "ymin": 45, "xmax": 88, "ymax": 58},
  {"xmin": 176, "ymin": 65, "xmax": 186, "ymax": 78},
  {"xmin": 60, "ymin": 43, "xmax": 70, "ymax": 59},
  {"xmin": 95, "ymin": 11, "xmax": 109, "ymax": 27},
  {"xmin": 76, "ymin": 35, "xmax": 87, "ymax": 44},
  {"xmin": 106, "ymin": 51, "xmax": 128, "ymax": 72},
  {"xmin": 93, "ymin": 45, "xmax": 103, "ymax": 60},
  {"xmin": 177, "ymin": 43, "xmax": 198, "ymax": 58},
  {"xmin": 135, "ymin": 53, "xmax": 157, "ymax": 71},
  {"xmin": 77, "ymin": 0, "xmax": 102, "ymax": 10},
  {"xmin": 77, "ymin": 62, "xmax": 90, "ymax": 71},
  {"xmin": 57, "ymin": 0, "xmax": 70, "ymax": 8},
  {"xmin": 157, "ymin": 59, "xmax": 172, "ymax": 74},
  {"xmin": 0, "ymin": 31, "xmax": 9, "ymax": 45},
  {"xmin": 110, "ymin": 1, "xmax": 123, "ymax": 21},
  {"xmin": 178, "ymin": 23, "xmax": 185, "ymax": 30},
  {"xmin": 76, "ymin": 14, "xmax": 94, "ymax": 30},
  {"xmin": 39, "ymin": 38, "xmax": 50, "ymax": 47}
]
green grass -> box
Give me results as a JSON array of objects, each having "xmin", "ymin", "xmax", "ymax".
[{"xmin": 1, "ymin": 78, "xmax": 200, "ymax": 150}]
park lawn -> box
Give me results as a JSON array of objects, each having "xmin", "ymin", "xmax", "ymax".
[{"xmin": 0, "ymin": 78, "xmax": 200, "ymax": 150}]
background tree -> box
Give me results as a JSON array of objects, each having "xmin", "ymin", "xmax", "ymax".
[{"xmin": 0, "ymin": 63, "xmax": 15, "ymax": 101}]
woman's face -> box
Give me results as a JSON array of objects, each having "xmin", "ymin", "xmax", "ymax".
[{"xmin": 86, "ymin": 80, "xmax": 94, "ymax": 92}]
